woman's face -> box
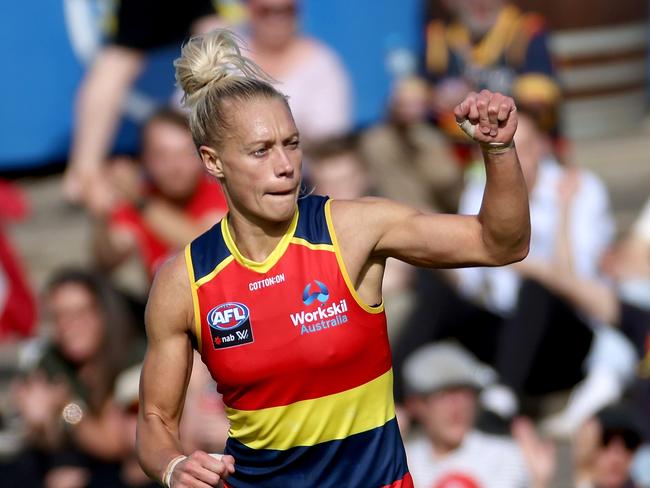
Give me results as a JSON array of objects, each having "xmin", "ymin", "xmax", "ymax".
[
  {"xmin": 249, "ymin": 0, "xmax": 298, "ymax": 50},
  {"xmin": 208, "ymin": 97, "xmax": 302, "ymax": 226},
  {"xmin": 142, "ymin": 119, "xmax": 203, "ymax": 202},
  {"xmin": 48, "ymin": 283, "xmax": 105, "ymax": 365}
]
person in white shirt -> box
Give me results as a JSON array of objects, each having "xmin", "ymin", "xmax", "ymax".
[
  {"xmin": 392, "ymin": 113, "xmax": 634, "ymax": 436},
  {"xmin": 402, "ymin": 342, "xmax": 554, "ymax": 488},
  {"xmin": 456, "ymin": 113, "xmax": 635, "ymax": 435}
]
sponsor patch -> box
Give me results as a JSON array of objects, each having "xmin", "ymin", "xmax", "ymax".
[
  {"xmin": 302, "ymin": 280, "xmax": 329, "ymax": 305},
  {"xmin": 291, "ymin": 280, "xmax": 349, "ymax": 335},
  {"xmin": 206, "ymin": 302, "xmax": 254, "ymax": 349}
]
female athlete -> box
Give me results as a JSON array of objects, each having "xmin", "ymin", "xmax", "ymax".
[{"xmin": 136, "ymin": 29, "xmax": 530, "ymax": 488}]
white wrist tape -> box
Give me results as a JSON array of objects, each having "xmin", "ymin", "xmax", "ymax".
[
  {"xmin": 457, "ymin": 119, "xmax": 476, "ymax": 138},
  {"xmin": 163, "ymin": 455, "xmax": 187, "ymax": 488}
]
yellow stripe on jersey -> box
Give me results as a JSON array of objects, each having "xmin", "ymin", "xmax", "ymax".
[
  {"xmin": 324, "ymin": 200, "xmax": 384, "ymax": 314},
  {"xmin": 196, "ymin": 255, "xmax": 235, "ymax": 288},
  {"xmin": 226, "ymin": 369, "xmax": 395, "ymax": 450},
  {"xmin": 290, "ymin": 237, "xmax": 335, "ymax": 252},
  {"xmin": 184, "ymin": 244, "xmax": 204, "ymax": 350},
  {"xmin": 222, "ymin": 208, "xmax": 299, "ymax": 274}
]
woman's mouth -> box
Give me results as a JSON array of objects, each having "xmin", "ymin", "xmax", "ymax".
[{"xmin": 267, "ymin": 188, "xmax": 294, "ymax": 196}]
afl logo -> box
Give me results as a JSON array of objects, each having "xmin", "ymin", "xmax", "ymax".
[
  {"xmin": 302, "ymin": 280, "xmax": 329, "ymax": 305},
  {"xmin": 207, "ymin": 302, "xmax": 250, "ymax": 331}
]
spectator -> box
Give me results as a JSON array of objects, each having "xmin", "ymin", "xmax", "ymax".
[
  {"xmin": 424, "ymin": 0, "xmax": 560, "ymax": 140},
  {"xmin": 307, "ymin": 134, "xmax": 416, "ymax": 341},
  {"xmin": 63, "ymin": 0, "xmax": 221, "ymax": 214},
  {"xmin": 392, "ymin": 113, "xmax": 633, "ymax": 430},
  {"xmin": 602, "ymin": 197, "xmax": 650, "ymax": 310},
  {"xmin": 113, "ymin": 359, "xmax": 229, "ymax": 487},
  {"xmin": 179, "ymin": 353, "xmax": 230, "ymax": 456},
  {"xmin": 93, "ymin": 109, "xmax": 228, "ymax": 282},
  {"xmin": 402, "ymin": 342, "xmax": 554, "ymax": 488},
  {"xmin": 573, "ymin": 404, "xmax": 643, "ymax": 488},
  {"xmin": 457, "ymin": 113, "xmax": 624, "ymax": 404},
  {"xmin": 502, "ymin": 199, "xmax": 650, "ymax": 443},
  {"xmin": 10, "ymin": 269, "xmax": 143, "ymax": 487},
  {"xmin": 307, "ymin": 134, "xmax": 373, "ymax": 200},
  {"xmin": 359, "ymin": 76, "xmax": 463, "ymax": 213},
  {"xmin": 114, "ymin": 364, "xmax": 158, "ymax": 488},
  {"xmin": 243, "ymin": 0, "xmax": 352, "ymax": 143}
]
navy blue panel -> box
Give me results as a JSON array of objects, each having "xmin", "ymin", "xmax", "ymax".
[
  {"xmin": 294, "ymin": 195, "xmax": 332, "ymax": 245},
  {"xmin": 189, "ymin": 221, "xmax": 231, "ymax": 281},
  {"xmin": 224, "ymin": 417, "xmax": 409, "ymax": 488}
]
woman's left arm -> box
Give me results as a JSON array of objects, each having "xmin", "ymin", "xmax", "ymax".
[{"xmin": 354, "ymin": 90, "xmax": 530, "ymax": 268}]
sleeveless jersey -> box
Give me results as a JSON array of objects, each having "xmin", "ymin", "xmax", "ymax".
[{"xmin": 185, "ymin": 195, "xmax": 412, "ymax": 488}]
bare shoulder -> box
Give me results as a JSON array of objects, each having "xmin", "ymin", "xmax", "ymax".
[
  {"xmin": 329, "ymin": 197, "xmax": 420, "ymax": 249},
  {"xmin": 145, "ymin": 252, "xmax": 194, "ymax": 341}
]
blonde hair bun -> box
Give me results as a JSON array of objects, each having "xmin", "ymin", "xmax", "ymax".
[
  {"xmin": 173, "ymin": 28, "xmax": 285, "ymax": 148},
  {"xmin": 174, "ymin": 29, "xmax": 272, "ymax": 109}
]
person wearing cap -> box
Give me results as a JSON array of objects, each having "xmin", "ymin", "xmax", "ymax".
[
  {"xmin": 402, "ymin": 342, "xmax": 553, "ymax": 488},
  {"xmin": 116, "ymin": 359, "xmax": 230, "ymax": 487},
  {"xmin": 573, "ymin": 403, "xmax": 644, "ymax": 488}
]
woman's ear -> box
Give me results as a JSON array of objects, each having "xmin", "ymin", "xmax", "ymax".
[{"xmin": 199, "ymin": 145, "xmax": 224, "ymax": 178}]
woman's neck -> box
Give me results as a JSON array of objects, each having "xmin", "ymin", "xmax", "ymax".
[{"xmin": 226, "ymin": 209, "xmax": 294, "ymax": 263}]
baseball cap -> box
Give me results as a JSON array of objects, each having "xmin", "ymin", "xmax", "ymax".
[
  {"xmin": 402, "ymin": 342, "xmax": 495, "ymax": 396},
  {"xmin": 115, "ymin": 363, "xmax": 142, "ymax": 411},
  {"xmin": 596, "ymin": 403, "xmax": 643, "ymax": 451}
]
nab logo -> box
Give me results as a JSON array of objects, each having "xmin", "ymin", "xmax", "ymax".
[
  {"xmin": 207, "ymin": 303, "xmax": 249, "ymax": 330},
  {"xmin": 302, "ymin": 280, "xmax": 329, "ymax": 306},
  {"xmin": 206, "ymin": 302, "xmax": 254, "ymax": 349}
]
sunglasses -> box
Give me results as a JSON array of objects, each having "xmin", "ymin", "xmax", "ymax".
[{"xmin": 254, "ymin": 3, "xmax": 297, "ymax": 18}]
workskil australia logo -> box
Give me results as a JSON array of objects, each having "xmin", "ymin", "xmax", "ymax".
[
  {"xmin": 302, "ymin": 279, "xmax": 329, "ymax": 305},
  {"xmin": 207, "ymin": 302, "xmax": 254, "ymax": 349},
  {"xmin": 291, "ymin": 280, "xmax": 349, "ymax": 335}
]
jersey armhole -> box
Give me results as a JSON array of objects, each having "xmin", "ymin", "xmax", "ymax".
[
  {"xmin": 324, "ymin": 199, "xmax": 384, "ymax": 314},
  {"xmin": 184, "ymin": 243, "xmax": 203, "ymax": 351}
]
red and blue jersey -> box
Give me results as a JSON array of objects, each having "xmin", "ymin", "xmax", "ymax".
[{"xmin": 184, "ymin": 195, "xmax": 412, "ymax": 487}]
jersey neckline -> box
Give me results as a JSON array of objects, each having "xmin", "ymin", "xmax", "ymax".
[{"xmin": 220, "ymin": 207, "xmax": 299, "ymax": 274}]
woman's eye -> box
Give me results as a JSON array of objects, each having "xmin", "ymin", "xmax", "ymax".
[{"xmin": 253, "ymin": 148, "xmax": 267, "ymax": 157}]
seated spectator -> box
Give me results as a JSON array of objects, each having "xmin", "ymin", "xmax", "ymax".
[
  {"xmin": 402, "ymin": 342, "xmax": 554, "ymax": 488},
  {"xmin": 179, "ymin": 352, "xmax": 230, "ymax": 456},
  {"xmin": 307, "ymin": 134, "xmax": 374, "ymax": 200},
  {"xmin": 573, "ymin": 404, "xmax": 643, "ymax": 488},
  {"xmin": 602, "ymin": 197, "xmax": 650, "ymax": 310},
  {"xmin": 504, "ymin": 198, "xmax": 650, "ymax": 443},
  {"xmin": 307, "ymin": 134, "xmax": 417, "ymax": 341},
  {"xmin": 93, "ymin": 109, "xmax": 228, "ymax": 282},
  {"xmin": 63, "ymin": 0, "xmax": 221, "ymax": 213},
  {"xmin": 242, "ymin": 0, "xmax": 352, "ymax": 143},
  {"xmin": 113, "ymin": 358, "xmax": 229, "ymax": 487},
  {"xmin": 392, "ymin": 113, "xmax": 635, "ymax": 432},
  {"xmin": 10, "ymin": 269, "xmax": 144, "ymax": 487},
  {"xmin": 457, "ymin": 113, "xmax": 628, "ymax": 410},
  {"xmin": 114, "ymin": 364, "xmax": 158, "ymax": 488},
  {"xmin": 359, "ymin": 76, "xmax": 463, "ymax": 213},
  {"xmin": 424, "ymin": 0, "xmax": 560, "ymax": 141}
]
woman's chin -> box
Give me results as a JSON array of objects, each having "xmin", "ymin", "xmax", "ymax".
[{"xmin": 263, "ymin": 193, "xmax": 297, "ymax": 220}]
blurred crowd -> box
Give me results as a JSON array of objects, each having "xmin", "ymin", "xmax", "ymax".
[{"xmin": 0, "ymin": 0, "xmax": 649, "ymax": 487}]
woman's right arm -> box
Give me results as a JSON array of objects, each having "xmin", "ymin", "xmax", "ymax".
[{"xmin": 136, "ymin": 254, "xmax": 234, "ymax": 487}]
